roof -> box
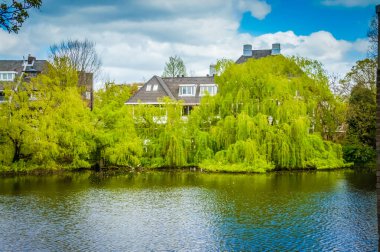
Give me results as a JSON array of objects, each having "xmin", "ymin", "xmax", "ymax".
[
  {"xmin": 0, "ymin": 59, "xmax": 49, "ymax": 89},
  {"xmin": 25, "ymin": 60, "xmax": 47, "ymax": 73},
  {"xmin": 0, "ymin": 60, "xmax": 48, "ymax": 73},
  {"xmin": 126, "ymin": 75, "xmax": 215, "ymax": 105},
  {"xmin": 235, "ymin": 49, "xmax": 273, "ymax": 64}
]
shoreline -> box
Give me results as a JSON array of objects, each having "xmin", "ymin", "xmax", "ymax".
[{"xmin": 0, "ymin": 163, "xmax": 368, "ymax": 178}]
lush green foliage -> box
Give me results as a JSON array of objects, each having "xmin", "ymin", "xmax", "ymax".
[
  {"xmin": 191, "ymin": 56, "xmax": 347, "ymax": 172},
  {"xmin": 128, "ymin": 56, "xmax": 347, "ymax": 172},
  {"xmin": 0, "ymin": 55, "xmax": 349, "ymax": 173},
  {"xmin": 92, "ymin": 83, "xmax": 142, "ymax": 168},
  {"xmin": 341, "ymin": 59, "xmax": 376, "ymax": 166},
  {"xmin": 0, "ymin": 57, "xmax": 95, "ymax": 171}
]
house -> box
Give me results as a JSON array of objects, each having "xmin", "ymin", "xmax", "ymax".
[
  {"xmin": 236, "ymin": 43, "xmax": 281, "ymax": 64},
  {"xmin": 125, "ymin": 75, "xmax": 216, "ymax": 115},
  {"xmin": 125, "ymin": 43, "xmax": 281, "ymax": 115},
  {"xmin": 0, "ymin": 55, "xmax": 94, "ymax": 109},
  {"xmin": 77, "ymin": 71, "xmax": 94, "ymax": 109},
  {"xmin": 0, "ymin": 55, "xmax": 47, "ymax": 102}
]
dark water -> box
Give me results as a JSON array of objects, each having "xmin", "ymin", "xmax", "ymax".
[{"xmin": 0, "ymin": 170, "xmax": 377, "ymax": 251}]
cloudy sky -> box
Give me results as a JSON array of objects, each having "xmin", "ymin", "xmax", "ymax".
[{"xmin": 0, "ymin": 0, "xmax": 377, "ymax": 87}]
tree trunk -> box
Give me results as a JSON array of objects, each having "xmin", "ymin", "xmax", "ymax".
[{"xmin": 12, "ymin": 140, "xmax": 21, "ymax": 162}]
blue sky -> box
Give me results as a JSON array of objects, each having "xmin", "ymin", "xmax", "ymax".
[
  {"xmin": 0, "ymin": 0, "xmax": 377, "ymax": 86},
  {"xmin": 239, "ymin": 0, "xmax": 374, "ymax": 41}
]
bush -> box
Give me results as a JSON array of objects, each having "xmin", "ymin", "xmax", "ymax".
[{"xmin": 342, "ymin": 144, "xmax": 375, "ymax": 166}]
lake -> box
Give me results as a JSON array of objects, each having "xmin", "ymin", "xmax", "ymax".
[{"xmin": 0, "ymin": 169, "xmax": 377, "ymax": 251}]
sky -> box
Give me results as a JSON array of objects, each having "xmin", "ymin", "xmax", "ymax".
[{"xmin": 0, "ymin": 0, "xmax": 377, "ymax": 88}]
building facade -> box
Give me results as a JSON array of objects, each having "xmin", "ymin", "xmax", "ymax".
[
  {"xmin": 125, "ymin": 43, "xmax": 281, "ymax": 115},
  {"xmin": 125, "ymin": 75, "xmax": 217, "ymax": 115},
  {"xmin": 0, "ymin": 55, "xmax": 94, "ymax": 109}
]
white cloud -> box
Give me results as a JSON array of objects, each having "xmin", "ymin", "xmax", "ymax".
[
  {"xmin": 287, "ymin": 31, "xmax": 351, "ymax": 61},
  {"xmin": 250, "ymin": 30, "xmax": 365, "ymax": 77},
  {"xmin": 238, "ymin": 0, "xmax": 272, "ymax": 20},
  {"xmin": 0, "ymin": 0, "xmax": 368, "ymax": 87},
  {"xmin": 322, "ymin": 0, "xmax": 378, "ymax": 7},
  {"xmin": 352, "ymin": 38, "xmax": 370, "ymax": 53}
]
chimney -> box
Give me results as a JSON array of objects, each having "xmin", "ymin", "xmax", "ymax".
[
  {"xmin": 27, "ymin": 54, "xmax": 36, "ymax": 65},
  {"xmin": 209, "ymin": 64, "xmax": 216, "ymax": 76},
  {"xmin": 243, "ymin": 44, "xmax": 252, "ymax": 56},
  {"xmin": 271, "ymin": 43, "xmax": 281, "ymax": 55}
]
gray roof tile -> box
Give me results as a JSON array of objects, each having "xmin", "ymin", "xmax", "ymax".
[
  {"xmin": 0, "ymin": 59, "xmax": 48, "ymax": 90},
  {"xmin": 126, "ymin": 75, "xmax": 215, "ymax": 105},
  {"xmin": 0, "ymin": 60, "xmax": 48, "ymax": 73}
]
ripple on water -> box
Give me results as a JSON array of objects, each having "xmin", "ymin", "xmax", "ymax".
[{"xmin": 0, "ymin": 170, "xmax": 377, "ymax": 251}]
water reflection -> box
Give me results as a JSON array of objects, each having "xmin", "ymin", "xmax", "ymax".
[{"xmin": 0, "ymin": 170, "xmax": 377, "ymax": 251}]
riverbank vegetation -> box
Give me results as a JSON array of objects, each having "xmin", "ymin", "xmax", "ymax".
[
  {"xmin": 340, "ymin": 58, "xmax": 376, "ymax": 167},
  {"xmin": 0, "ymin": 54, "xmax": 357, "ymax": 173}
]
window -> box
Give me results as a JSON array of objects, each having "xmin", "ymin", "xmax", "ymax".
[
  {"xmin": 0, "ymin": 72, "xmax": 16, "ymax": 81},
  {"xmin": 146, "ymin": 85, "xmax": 152, "ymax": 91},
  {"xmin": 179, "ymin": 85, "xmax": 196, "ymax": 96},
  {"xmin": 152, "ymin": 84, "xmax": 158, "ymax": 91},
  {"xmin": 200, "ymin": 84, "xmax": 217, "ymax": 96},
  {"xmin": 182, "ymin": 105, "xmax": 193, "ymax": 116}
]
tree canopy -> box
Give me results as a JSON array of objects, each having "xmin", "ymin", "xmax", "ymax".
[
  {"xmin": 49, "ymin": 39, "xmax": 102, "ymax": 77},
  {"xmin": 341, "ymin": 58, "xmax": 377, "ymax": 166},
  {"xmin": 162, "ymin": 55, "xmax": 187, "ymax": 78},
  {"xmin": 0, "ymin": 58, "xmax": 95, "ymax": 170},
  {"xmin": 367, "ymin": 14, "xmax": 378, "ymax": 59},
  {"xmin": 0, "ymin": 54, "xmax": 350, "ymax": 173},
  {"xmin": 0, "ymin": 0, "xmax": 41, "ymax": 33}
]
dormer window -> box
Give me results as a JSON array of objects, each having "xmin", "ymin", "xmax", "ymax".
[
  {"xmin": 0, "ymin": 72, "xmax": 16, "ymax": 81},
  {"xmin": 179, "ymin": 84, "xmax": 196, "ymax": 96},
  {"xmin": 152, "ymin": 84, "xmax": 158, "ymax": 91},
  {"xmin": 200, "ymin": 84, "xmax": 218, "ymax": 96},
  {"xmin": 146, "ymin": 85, "xmax": 152, "ymax": 91}
]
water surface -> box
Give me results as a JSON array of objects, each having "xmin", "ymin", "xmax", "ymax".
[{"xmin": 0, "ymin": 170, "xmax": 377, "ymax": 251}]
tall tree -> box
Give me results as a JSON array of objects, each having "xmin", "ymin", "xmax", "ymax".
[
  {"xmin": 0, "ymin": 0, "xmax": 41, "ymax": 33},
  {"xmin": 162, "ymin": 55, "xmax": 187, "ymax": 78},
  {"xmin": 340, "ymin": 58, "xmax": 376, "ymax": 95},
  {"xmin": 341, "ymin": 58, "xmax": 377, "ymax": 165},
  {"xmin": 0, "ymin": 58, "xmax": 97, "ymax": 170},
  {"xmin": 49, "ymin": 39, "xmax": 102, "ymax": 77},
  {"xmin": 194, "ymin": 55, "xmax": 346, "ymax": 171},
  {"xmin": 367, "ymin": 14, "xmax": 378, "ymax": 59},
  {"xmin": 92, "ymin": 83, "xmax": 142, "ymax": 168}
]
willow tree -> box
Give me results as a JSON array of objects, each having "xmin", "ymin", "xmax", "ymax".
[
  {"xmin": 131, "ymin": 97, "xmax": 191, "ymax": 168},
  {"xmin": 0, "ymin": 80, "xmax": 41, "ymax": 166},
  {"xmin": 0, "ymin": 57, "xmax": 96, "ymax": 171},
  {"xmin": 93, "ymin": 83, "xmax": 142, "ymax": 168},
  {"xmin": 193, "ymin": 55, "xmax": 347, "ymax": 172}
]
